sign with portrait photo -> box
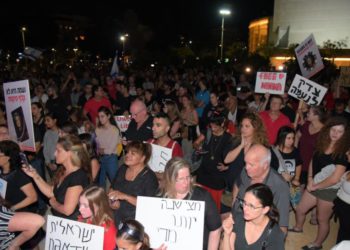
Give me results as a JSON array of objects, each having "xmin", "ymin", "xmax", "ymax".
[
  {"xmin": 295, "ymin": 34, "xmax": 324, "ymax": 79},
  {"xmin": 3, "ymin": 80, "xmax": 35, "ymax": 151}
]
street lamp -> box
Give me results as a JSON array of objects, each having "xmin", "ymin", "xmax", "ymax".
[
  {"xmin": 20, "ymin": 27, "xmax": 26, "ymax": 51},
  {"xmin": 219, "ymin": 9, "xmax": 231, "ymax": 63},
  {"xmin": 120, "ymin": 34, "xmax": 128, "ymax": 56}
]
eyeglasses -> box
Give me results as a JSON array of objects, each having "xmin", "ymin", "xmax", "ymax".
[
  {"xmin": 238, "ymin": 198, "xmax": 263, "ymax": 210},
  {"xmin": 175, "ymin": 176, "xmax": 191, "ymax": 183},
  {"xmin": 130, "ymin": 108, "xmax": 145, "ymax": 118}
]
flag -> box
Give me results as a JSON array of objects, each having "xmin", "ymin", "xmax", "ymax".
[
  {"xmin": 110, "ymin": 50, "xmax": 119, "ymax": 78},
  {"xmin": 23, "ymin": 47, "xmax": 42, "ymax": 61}
]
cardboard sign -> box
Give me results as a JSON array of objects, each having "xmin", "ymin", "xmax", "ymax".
[
  {"xmin": 148, "ymin": 143, "xmax": 172, "ymax": 172},
  {"xmin": 3, "ymin": 80, "xmax": 35, "ymax": 151},
  {"xmin": 255, "ymin": 72, "xmax": 286, "ymax": 95},
  {"xmin": 0, "ymin": 178, "xmax": 7, "ymax": 199},
  {"xmin": 288, "ymin": 74, "xmax": 327, "ymax": 105},
  {"xmin": 295, "ymin": 34, "xmax": 324, "ymax": 78},
  {"xmin": 114, "ymin": 115, "xmax": 131, "ymax": 132},
  {"xmin": 45, "ymin": 215, "xmax": 104, "ymax": 250},
  {"xmin": 136, "ymin": 196, "xmax": 205, "ymax": 250}
]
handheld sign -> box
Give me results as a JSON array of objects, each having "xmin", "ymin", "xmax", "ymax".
[
  {"xmin": 136, "ymin": 196, "xmax": 205, "ymax": 250},
  {"xmin": 295, "ymin": 34, "xmax": 324, "ymax": 79},
  {"xmin": 288, "ymin": 74, "xmax": 327, "ymax": 105},
  {"xmin": 255, "ymin": 72, "xmax": 286, "ymax": 95},
  {"xmin": 3, "ymin": 80, "xmax": 35, "ymax": 151},
  {"xmin": 114, "ymin": 115, "xmax": 131, "ymax": 132},
  {"xmin": 0, "ymin": 178, "xmax": 7, "ymax": 199},
  {"xmin": 148, "ymin": 143, "xmax": 172, "ymax": 172},
  {"xmin": 45, "ymin": 215, "xmax": 104, "ymax": 250}
]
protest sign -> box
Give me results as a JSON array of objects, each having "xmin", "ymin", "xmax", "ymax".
[
  {"xmin": 45, "ymin": 215, "xmax": 104, "ymax": 250},
  {"xmin": 295, "ymin": 34, "xmax": 324, "ymax": 78},
  {"xmin": 148, "ymin": 143, "xmax": 172, "ymax": 172},
  {"xmin": 3, "ymin": 80, "xmax": 35, "ymax": 151},
  {"xmin": 288, "ymin": 74, "xmax": 327, "ymax": 105},
  {"xmin": 338, "ymin": 66, "xmax": 350, "ymax": 87},
  {"xmin": 255, "ymin": 72, "xmax": 286, "ymax": 95},
  {"xmin": 136, "ymin": 196, "xmax": 205, "ymax": 250},
  {"xmin": 114, "ymin": 115, "xmax": 131, "ymax": 132},
  {"xmin": 0, "ymin": 178, "xmax": 7, "ymax": 199}
]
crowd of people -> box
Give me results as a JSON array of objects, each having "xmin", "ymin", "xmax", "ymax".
[{"xmin": 0, "ymin": 64, "xmax": 349, "ymax": 250}]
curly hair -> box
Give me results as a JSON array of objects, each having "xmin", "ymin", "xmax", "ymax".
[
  {"xmin": 315, "ymin": 116, "xmax": 350, "ymax": 158},
  {"xmin": 236, "ymin": 112, "xmax": 270, "ymax": 147}
]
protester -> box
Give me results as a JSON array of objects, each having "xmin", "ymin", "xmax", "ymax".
[
  {"xmin": 159, "ymin": 157, "xmax": 222, "ymax": 250},
  {"xmin": 221, "ymin": 183, "xmax": 285, "ymax": 250},
  {"xmin": 78, "ymin": 186, "xmax": 117, "ymax": 250},
  {"xmin": 43, "ymin": 112, "xmax": 60, "ymax": 177},
  {"xmin": 23, "ymin": 135, "xmax": 90, "ymax": 220}
]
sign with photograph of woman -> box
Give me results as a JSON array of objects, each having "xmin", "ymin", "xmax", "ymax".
[{"xmin": 3, "ymin": 80, "xmax": 35, "ymax": 151}]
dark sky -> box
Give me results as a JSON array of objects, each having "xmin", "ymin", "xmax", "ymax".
[{"xmin": 0, "ymin": 0, "xmax": 274, "ymax": 56}]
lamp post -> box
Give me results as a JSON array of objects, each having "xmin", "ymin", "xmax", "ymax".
[
  {"xmin": 120, "ymin": 36, "xmax": 125, "ymax": 56},
  {"xmin": 20, "ymin": 27, "xmax": 26, "ymax": 51},
  {"xmin": 219, "ymin": 9, "xmax": 231, "ymax": 63}
]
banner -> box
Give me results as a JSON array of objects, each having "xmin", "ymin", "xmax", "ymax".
[
  {"xmin": 45, "ymin": 215, "xmax": 104, "ymax": 250},
  {"xmin": 3, "ymin": 80, "xmax": 35, "ymax": 151},
  {"xmin": 148, "ymin": 143, "xmax": 172, "ymax": 172},
  {"xmin": 288, "ymin": 74, "xmax": 327, "ymax": 105},
  {"xmin": 295, "ymin": 34, "xmax": 324, "ymax": 78},
  {"xmin": 114, "ymin": 115, "xmax": 131, "ymax": 132},
  {"xmin": 255, "ymin": 72, "xmax": 286, "ymax": 95},
  {"xmin": 0, "ymin": 178, "xmax": 7, "ymax": 199},
  {"xmin": 136, "ymin": 196, "xmax": 205, "ymax": 250}
]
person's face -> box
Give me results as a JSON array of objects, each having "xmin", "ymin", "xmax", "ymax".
[
  {"xmin": 240, "ymin": 118, "xmax": 254, "ymax": 138},
  {"xmin": 31, "ymin": 105, "xmax": 41, "ymax": 117},
  {"xmin": 329, "ymin": 125, "xmax": 345, "ymax": 143},
  {"xmin": 182, "ymin": 96, "xmax": 190, "ymax": 107},
  {"xmin": 210, "ymin": 123, "xmax": 223, "ymax": 135},
  {"xmin": 0, "ymin": 151, "xmax": 9, "ymax": 167},
  {"xmin": 116, "ymin": 238, "xmax": 142, "ymax": 250},
  {"xmin": 98, "ymin": 112, "xmax": 110, "ymax": 126},
  {"xmin": 54, "ymin": 144, "xmax": 70, "ymax": 165},
  {"xmin": 0, "ymin": 127, "xmax": 10, "ymax": 141},
  {"xmin": 244, "ymin": 151, "xmax": 267, "ymax": 179},
  {"xmin": 124, "ymin": 149, "xmax": 145, "ymax": 167},
  {"xmin": 242, "ymin": 192, "xmax": 267, "ymax": 221},
  {"xmin": 14, "ymin": 115, "xmax": 22, "ymax": 127},
  {"xmin": 175, "ymin": 168, "xmax": 191, "ymax": 196},
  {"xmin": 306, "ymin": 108, "xmax": 317, "ymax": 122},
  {"xmin": 210, "ymin": 94, "xmax": 218, "ymax": 105},
  {"xmin": 270, "ymin": 97, "xmax": 283, "ymax": 112},
  {"xmin": 95, "ymin": 87, "xmax": 105, "ymax": 98},
  {"xmin": 284, "ymin": 133, "xmax": 295, "ymax": 148},
  {"xmin": 178, "ymin": 87, "xmax": 186, "ymax": 96},
  {"xmin": 79, "ymin": 195, "xmax": 93, "ymax": 219},
  {"xmin": 45, "ymin": 116, "xmax": 56, "ymax": 129},
  {"xmin": 130, "ymin": 103, "xmax": 146, "ymax": 123},
  {"xmin": 84, "ymin": 85, "xmax": 92, "ymax": 95},
  {"xmin": 152, "ymin": 118, "xmax": 170, "ymax": 139},
  {"xmin": 335, "ymin": 104, "xmax": 345, "ymax": 114}
]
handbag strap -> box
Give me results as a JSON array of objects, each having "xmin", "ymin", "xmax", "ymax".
[
  {"xmin": 272, "ymin": 146, "xmax": 287, "ymax": 173},
  {"xmin": 261, "ymin": 221, "xmax": 274, "ymax": 250}
]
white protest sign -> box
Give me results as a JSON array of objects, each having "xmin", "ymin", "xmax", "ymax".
[
  {"xmin": 114, "ymin": 115, "xmax": 131, "ymax": 132},
  {"xmin": 295, "ymin": 34, "xmax": 324, "ymax": 78},
  {"xmin": 3, "ymin": 80, "xmax": 35, "ymax": 151},
  {"xmin": 136, "ymin": 196, "xmax": 205, "ymax": 250},
  {"xmin": 288, "ymin": 74, "xmax": 327, "ymax": 105},
  {"xmin": 0, "ymin": 178, "xmax": 7, "ymax": 199},
  {"xmin": 148, "ymin": 143, "xmax": 172, "ymax": 172},
  {"xmin": 255, "ymin": 72, "xmax": 286, "ymax": 95},
  {"xmin": 45, "ymin": 215, "xmax": 104, "ymax": 250}
]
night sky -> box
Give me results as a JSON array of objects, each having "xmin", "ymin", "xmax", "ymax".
[{"xmin": 0, "ymin": 0, "xmax": 274, "ymax": 56}]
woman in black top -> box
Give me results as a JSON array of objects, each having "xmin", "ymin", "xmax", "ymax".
[
  {"xmin": 221, "ymin": 183, "xmax": 285, "ymax": 250},
  {"xmin": 23, "ymin": 135, "xmax": 90, "ymax": 220},
  {"xmin": 0, "ymin": 140, "xmax": 37, "ymax": 212},
  {"xmin": 159, "ymin": 157, "xmax": 222, "ymax": 250},
  {"xmin": 108, "ymin": 141, "xmax": 158, "ymax": 226}
]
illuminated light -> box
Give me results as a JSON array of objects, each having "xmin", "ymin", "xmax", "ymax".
[
  {"xmin": 51, "ymin": 48, "xmax": 56, "ymax": 52},
  {"xmin": 16, "ymin": 59, "xmax": 20, "ymax": 63},
  {"xmin": 278, "ymin": 65, "xmax": 284, "ymax": 71},
  {"xmin": 150, "ymin": 64, "xmax": 155, "ymax": 67},
  {"xmin": 225, "ymin": 58, "xmax": 229, "ymax": 63},
  {"xmin": 245, "ymin": 67, "xmax": 251, "ymax": 73},
  {"xmin": 189, "ymin": 40, "xmax": 192, "ymax": 44},
  {"xmin": 324, "ymin": 57, "xmax": 350, "ymax": 62},
  {"xmin": 120, "ymin": 36, "xmax": 125, "ymax": 41},
  {"xmin": 249, "ymin": 18, "xmax": 269, "ymax": 29},
  {"xmin": 274, "ymin": 56, "xmax": 293, "ymax": 60},
  {"xmin": 79, "ymin": 35, "xmax": 85, "ymax": 40},
  {"xmin": 219, "ymin": 9, "xmax": 231, "ymax": 15},
  {"xmin": 69, "ymin": 65, "xmax": 72, "ymax": 69},
  {"xmin": 21, "ymin": 27, "xmax": 26, "ymax": 32},
  {"xmin": 50, "ymin": 61, "xmax": 53, "ymax": 65},
  {"xmin": 196, "ymin": 57, "xmax": 200, "ymax": 60}
]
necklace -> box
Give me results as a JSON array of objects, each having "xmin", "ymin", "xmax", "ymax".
[{"xmin": 209, "ymin": 134, "xmax": 224, "ymax": 160}]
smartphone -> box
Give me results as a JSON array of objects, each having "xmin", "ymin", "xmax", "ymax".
[{"xmin": 19, "ymin": 152, "xmax": 30, "ymax": 167}]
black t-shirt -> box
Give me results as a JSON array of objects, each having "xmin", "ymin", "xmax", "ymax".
[
  {"xmin": 52, "ymin": 168, "xmax": 89, "ymax": 220},
  {"xmin": 270, "ymin": 147, "xmax": 303, "ymax": 176},
  {"xmin": 125, "ymin": 116, "xmax": 153, "ymax": 142},
  {"xmin": 233, "ymin": 213, "xmax": 285, "ymax": 250},
  {"xmin": 0, "ymin": 168, "xmax": 37, "ymax": 212},
  {"xmin": 312, "ymin": 152, "xmax": 348, "ymax": 177},
  {"xmin": 112, "ymin": 164, "xmax": 158, "ymax": 225},
  {"xmin": 185, "ymin": 186, "xmax": 222, "ymax": 250},
  {"xmin": 196, "ymin": 132, "xmax": 233, "ymax": 190},
  {"xmin": 114, "ymin": 93, "xmax": 135, "ymax": 115}
]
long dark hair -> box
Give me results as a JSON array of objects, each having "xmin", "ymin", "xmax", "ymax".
[
  {"xmin": 245, "ymin": 183, "xmax": 279, "ymax": 225},
  {"xmin": 97, "ymin": 106, "xmax": 118, "ymax": 128},
  {"xmin": 275, "ymin": 126, "xmax": 295, "ymax": 149},
  {"xmin": 117, "ymin": 219, "xmax": 150, "ymax": 250},
  {"xmin": 0, "ymin": 140, "xmax": 21, "ymax": 172}
]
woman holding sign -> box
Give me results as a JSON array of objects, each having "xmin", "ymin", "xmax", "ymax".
[
  {"xmin": 159, "ymin": 157, "xmax": 222, "ymax": 250},
  {"xmin": 108, "ymin": 141, "xmax": 158, "ymax": 226}
]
